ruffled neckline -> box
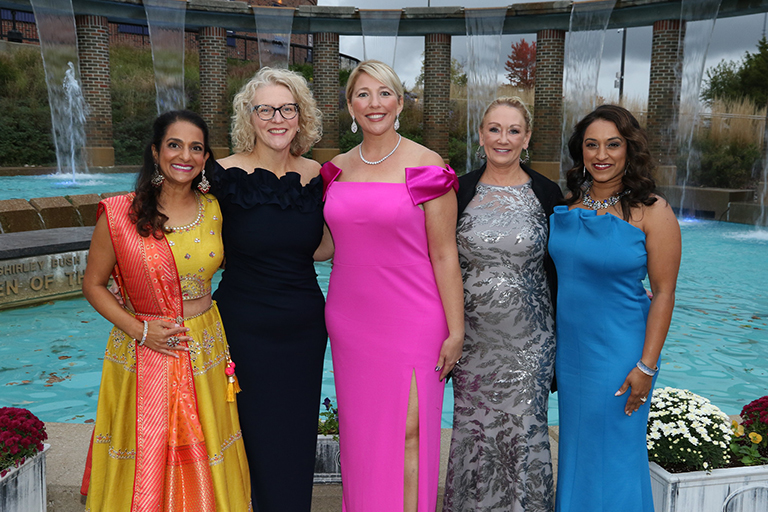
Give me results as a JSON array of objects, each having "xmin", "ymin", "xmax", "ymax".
[
  {"xmin": 553, "ymin": 205, "xmax": 646, "ymax": 239},
  {"xmin": 214, "ymin": 163, "xmax": 323, "ymax": 212}
]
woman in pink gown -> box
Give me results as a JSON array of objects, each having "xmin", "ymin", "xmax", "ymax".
[{"xmin": 319, "ymin": 60, "xmax": 465, "ymax": 512}]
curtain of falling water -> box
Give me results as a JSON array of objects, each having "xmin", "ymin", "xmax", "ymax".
[
  {"xmin": 253, "ymin": 6, "xmax": 295, "ymax": 70},
  {"xmin": 464, "ymin": 8, "xmax": 506, "ymax": 173},
  {"xmin": 359, "ymin": 10, "xmax": 402, "ymax": 68},
  {"xmin": 144, "ymin": 0, "xmax": 186, "ymax": 114},
  {"xmin": 28, "ymin": 0, "xmax": 89, "ymax": 181},
  {"xmin": 677, "ymin": 0, "xmax": 722, "ymax": 217},
  {"xmin": 560, "ymin": 0, "xmax": 616, "ymax": 178}
]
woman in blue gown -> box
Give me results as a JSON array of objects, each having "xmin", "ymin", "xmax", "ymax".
[{"xmin": 548, "ymin": 105, "xmax": 681, "ymax": 512}]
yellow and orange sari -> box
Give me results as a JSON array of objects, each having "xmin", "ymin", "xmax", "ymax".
[{"xmin": 83, "ymin": 193, "xmax": 251, "ymax": 511}]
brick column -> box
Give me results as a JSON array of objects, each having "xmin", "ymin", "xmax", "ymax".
[
  {"xmin": 423, "ymin": 34, "xmax": 451, "ymax": 163},
  {"xmin": 647, "ymin": 19, "xmax": 684, "ymax": 182},
  {"xmin": 313, "ymin": 32, "xmax": 340, "ymax": 163},
  {"xmin": 199, "ymin": 27, "xmax": 229, "ymax": 159},
  {"xmin": 76, "ymin": 15, "xmax": 114, "ymax": 167},
  {"xmin": 531, "ymin": 29, "xmax": 565, "ymax": 181}
]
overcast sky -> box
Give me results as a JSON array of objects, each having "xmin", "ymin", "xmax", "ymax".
[{"xmin": 318, "ymin": 0, "xmax": 768, "ymax": 105}]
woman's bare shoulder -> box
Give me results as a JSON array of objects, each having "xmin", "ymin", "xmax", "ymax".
[
  {"xmin": 217, "ymin": 153, "xmax": 246, "ymax": 169},
  {"xmin": 402, "ymin": 139, "xmax": 446, "ymax": 168}
]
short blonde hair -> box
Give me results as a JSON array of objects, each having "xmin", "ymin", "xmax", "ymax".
[
  {"xmin": 345, "ymin": 60, "xmax": 404, "ymax": 107},
  {"xmin": 480, "ymin": 96, "xmax": 533, "ymax": 132},
  {"xmin": 231, "ymin": 67, "xmax": 322, "ymax": 156}
]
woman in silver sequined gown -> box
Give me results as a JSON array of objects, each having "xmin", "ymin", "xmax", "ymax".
[{"xmin": 444, "ymin": 97, "xmax": 563, "ymax": 512}]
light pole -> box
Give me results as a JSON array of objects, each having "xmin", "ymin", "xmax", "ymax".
[{"xmin": 619, "ymin": 28, "xmax": 627, "ymax": 103}]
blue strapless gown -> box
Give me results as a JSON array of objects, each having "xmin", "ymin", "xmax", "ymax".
[{"xmin": 549, "ymin": 206, "xmax": 655, "ymax": 512}]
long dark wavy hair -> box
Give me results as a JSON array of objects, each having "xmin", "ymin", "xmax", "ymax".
[
  {"xmin": 130, "ymin": 110, "xmax": 214, "ymax": 238},
  {"xmin": 565, "ymin": 104, "xmax": 657, "ymax": 221}
]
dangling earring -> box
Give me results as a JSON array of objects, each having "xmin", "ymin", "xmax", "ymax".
[
  {"xmin": 151, "ymin": 162, "xmax": 164, "ymax": 187},
  {"xmin": 351, "ymin": 117, "xmax": 358, "ymax": 134},
  {"xmin": 582, "ymin": 166, "xmax": 587, "ymax": 178},
  {"xmin": 394, "ymin": 115, "xmax": 400, "ymax": 131},
  {"xmin": 520, "ymin": 148, "xmax": 530, "ymax": 164},
  {"xmin": 624, "ymin": 164, "xmax": 630, "ymax": 175},
  {"xmin": 475, "ymin": 146, "xmax": 487, "ymax": 160},
  {"xmin": 198, "ymin": 168, "xmax": 211, "ymax": 193}
]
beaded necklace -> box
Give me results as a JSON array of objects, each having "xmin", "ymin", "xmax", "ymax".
[
  {"xmin": 359, "ymin": 134, "xmax": 402, "ymax": 165},
  {"xmin": 582, "ymin": 186, "xmax": 630, "ymax": 210}
]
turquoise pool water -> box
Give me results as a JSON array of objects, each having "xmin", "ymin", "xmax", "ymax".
[
  {"xmin": 0, "ymin": 173, "xmax": 135, "ymax": 201},
  {"xmin": 1, "ymin": 221, "xmax": 766, "ymax": 427}
]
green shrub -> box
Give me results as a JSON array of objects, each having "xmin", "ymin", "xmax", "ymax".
[
  {"xmin": 0, "ymin": 48, "xmax": 55, "ymax": 166},
  {"xmin": 679, "ymin": 135, "xmax": 761, "ymax": 189}
]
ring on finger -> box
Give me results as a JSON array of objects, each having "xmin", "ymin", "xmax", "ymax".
[
  {"xmin": 167, "ymin": 336, "xmax": 181, "ymax": 348},
  {"xmin": 640, "ymin": 396, "xmax": 648, "ymax": 403}
]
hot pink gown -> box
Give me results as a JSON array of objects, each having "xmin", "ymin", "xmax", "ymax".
[{"xmin": 321, "ymin": 162, "xmax": 458, "ymax": 512}]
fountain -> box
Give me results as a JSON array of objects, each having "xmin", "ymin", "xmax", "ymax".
[
  {"xmin": 676, "ymin": 0, "xmax": 723, "ymax": 217},
  {"xmin": 359, "ymin": 9, "xmax": 401, "ymax": 67},
  {"xmin": 252, "ymin": 6, "xmax": 295, "ymax": 69},
  {"xmin": 560, "ymin": 0, "xmax": 617, "ymax": 175},
  {"xmin": 143, "ymin": 0, "xmax": 186, "ymax": 113},
  {"xmin": 464, "ymin": 7, "xmax": 506, "ymax": 173},
  {"xmin": 28, "ymin": 0, "xmax": 89, "ymax": 182}
]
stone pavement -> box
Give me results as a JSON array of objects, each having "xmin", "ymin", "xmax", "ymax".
[{"xmin": 44, "ymin": 422, "xmax": 559, "ymax": 511}]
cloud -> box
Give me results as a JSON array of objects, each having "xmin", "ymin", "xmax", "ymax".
[{"xmin": 322, "ymin": 1, "xmax": 767, "ymax": 103}]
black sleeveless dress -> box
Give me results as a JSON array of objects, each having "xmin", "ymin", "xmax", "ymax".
[{"xmin": 212, "ymin": 163, "xmax": 327, "ymax": 512}]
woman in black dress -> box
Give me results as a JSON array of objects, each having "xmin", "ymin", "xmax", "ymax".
[{"xmin": 212, "ymin": 67, "xmax": 326, "ymax": 512}]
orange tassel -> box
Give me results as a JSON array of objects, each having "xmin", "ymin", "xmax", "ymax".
[{"xmin": 233, "ymin": 375, "xmax": 241, "ymax": 394}]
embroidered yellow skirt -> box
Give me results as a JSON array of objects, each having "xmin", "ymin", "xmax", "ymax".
[{"xmin": 84, "ymin": 303, "xmax": 251, "ymax": 511}]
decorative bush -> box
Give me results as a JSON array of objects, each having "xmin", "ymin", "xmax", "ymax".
[
  {"xmin": 0, "ymin": 407, "xmax": 47, "ymax": 477},
  {"xmin": 730, "ymin": 395, "xmax": 768, "ymax": 466},
  {"xmin": 317, "ymin": 397, "xmax": 339, "ymax": 439},
  {"xmin": 647, "ymin": 387, "xmax": 732, "ymax": 472}
]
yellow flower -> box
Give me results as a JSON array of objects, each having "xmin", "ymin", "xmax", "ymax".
[
  {"xmin": 749, "ymin": 432, "xmax": 762, "ymax": 444},
  {"xmin": 734, "ymin": 424, "xmax": 745, "ymax": 437}
]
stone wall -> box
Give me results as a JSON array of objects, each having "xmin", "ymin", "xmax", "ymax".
[{"xmin": 0, "ymin": 193, "xmax": 127, "ymax": 233}]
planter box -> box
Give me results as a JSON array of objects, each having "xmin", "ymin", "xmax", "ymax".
[
  {"xmin": 650, "ymin": 461, "xmax": 768, "ymax": 511},
  {"xmin": 0, "ymin": 444, "xmax": 50, "ymax": 512},
  {"xmin": 314, "ymin": 434, "xmax": 341, "ymax": 484}
]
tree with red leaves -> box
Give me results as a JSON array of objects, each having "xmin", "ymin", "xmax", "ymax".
[{"xmin": 505, "ymin": 39, "xmax": 537, "ymax": 88}]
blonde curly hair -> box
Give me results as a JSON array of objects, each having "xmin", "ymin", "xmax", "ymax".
[{"xmin": 230, "ymin": 67, "xmax": 322, "ymax": 156}]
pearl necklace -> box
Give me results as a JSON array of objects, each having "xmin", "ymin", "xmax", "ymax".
[
  {"xmin": 359, "ymin": 134, "xmax": 402, "ymax": 165},
  {"xmin": 582, "ymin": 187, "xmax": 630, "ymax": 210}
]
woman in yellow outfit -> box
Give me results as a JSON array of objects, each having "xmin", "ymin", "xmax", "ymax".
[{"xmin": 81, "ymin": 110, "xmax": 251, "ymax": 511}]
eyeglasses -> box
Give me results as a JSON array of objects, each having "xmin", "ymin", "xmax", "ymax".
[{"xmin": 251, "ymin": 103, "xmax": 299, "ymax": 121}]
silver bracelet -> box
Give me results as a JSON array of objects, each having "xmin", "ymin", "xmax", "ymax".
[
  {"xmin": 636, "ymin": 359, "xmax": 658, "ymax": 376},
  {"xmin": 135, "ymin": 320, "xmax": 148, "ymax": 346}
]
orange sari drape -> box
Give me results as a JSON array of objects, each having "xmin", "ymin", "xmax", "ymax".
[{"xmin": 85, "ymin": 194, "xmax": 215, "ymax": 511}]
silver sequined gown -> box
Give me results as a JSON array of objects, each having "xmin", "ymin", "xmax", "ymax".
[{"xmin": 444, "ymin": 181, "xmax": 556, "ymax": 512}]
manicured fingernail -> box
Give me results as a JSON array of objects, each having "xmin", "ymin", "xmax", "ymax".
[
  {"xmin": 435, "ymin": 366, "xmax": 441, "ymax": 372},
  {"xmin": 614, "ymin": 390, "xmax": 621, "ymax": 396}
]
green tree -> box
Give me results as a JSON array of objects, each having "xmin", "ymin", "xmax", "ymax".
[
  {"xmin": 414, "ymin": 56, "xmax": 467, "ymax": 88},
  {"xmin": 702, "ymin": 37, "xmax": 768, "ymax": 107}
]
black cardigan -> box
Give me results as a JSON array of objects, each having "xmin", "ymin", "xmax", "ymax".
[{"xmin": 456, "ymin": 163, "xmax": 564, "ymax": 391}]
